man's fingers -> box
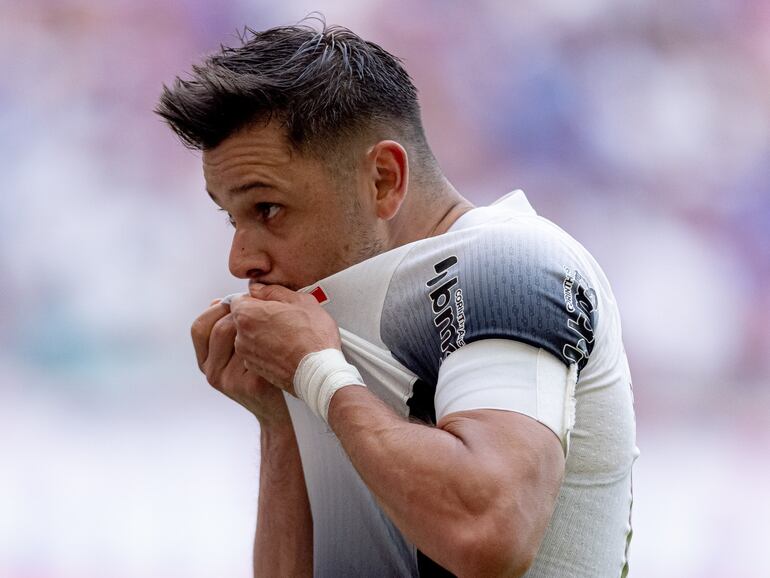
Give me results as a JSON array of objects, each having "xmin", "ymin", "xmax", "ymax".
[
  {"xmin": 248, "ymin": 282, "xmax": 265, "ymax": 298},
  {"xmin": 229, "ymin": 295, "xmax": 262, "ymax": 331},
  {"xmin": 220, "ymin": 292, "xmax": 246, "ymax": 306},
  {"xmin": 202, "ymin": 314, "xmax": 237, "ymax": 382},
  {"xmin": 224, "ymin": 351, "xmax": 249, "ymax": 377},
  {"xmin": 191, "ymin": 302, "xmax": 231, "ymax": 369},
  {"xmin": 250, "ymin": 283, "xmax": 306, "ymax": 304}
]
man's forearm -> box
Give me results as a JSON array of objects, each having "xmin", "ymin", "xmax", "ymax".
[
  {"xmin": 327, "ymin": 385, "xmax": 561, "ymax": 577},
  {"xmin": 253, "ymin": 421, "xmax": 313, "ymax": 578}
]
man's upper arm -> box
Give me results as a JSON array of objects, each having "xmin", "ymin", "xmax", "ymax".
[
  {"xmin": 436, "ymin": 338, "xmax": 577, "ymax": 454},
  {"xmin": 437, "ymin": 406, "xmax": 565, "ymax": 490},
  {"xmin": 437, "ymin": 405, "xmax": 565, "ymax": 575},
  {"xmin": 431, "ymin": 340, "xmax": 571, "ymax": 571},
  {"xmin": 435, "ymin": 339, "xmax": 572, "ymax": 560}
]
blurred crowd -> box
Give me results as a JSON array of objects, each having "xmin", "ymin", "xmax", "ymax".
[{"xmin": 1, "ymin": 1, "xmax": 768, "ymax": 577}]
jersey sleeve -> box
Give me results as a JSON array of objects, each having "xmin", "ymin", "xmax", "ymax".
[
  {"xmin": 379, "ymin": 221, "xmax": 598, "ymax": 429},
  {"xmin": 435, "ymin": 338, "xmax": 576, "ymax": 452}
]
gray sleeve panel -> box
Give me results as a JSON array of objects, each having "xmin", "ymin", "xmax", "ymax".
[{"xmin": 380, "ymin": 223, "xmax": 598, "ymax": 386}]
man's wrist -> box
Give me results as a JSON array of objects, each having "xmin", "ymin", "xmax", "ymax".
[
  {"xmin": 259, "ymin": 418, "xmax": 297, "ymax": 443},
  {"xmin": 293, "ymin": 348, "xmax": 366, "ymax": 422},
  {"xmin": 259, "ymin": 419, "xmax": 302, "ymax": 479},
  {"xmin": 235, "ymin": 378, "xmax": 292, "ymax": 427},
  {"xmin": 246, "ymin": 410, "xmax": 291, "ymax": 436}
]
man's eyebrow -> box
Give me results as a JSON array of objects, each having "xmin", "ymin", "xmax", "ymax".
[
  {"xmin": 229, "ymin": 181, "xmax": 273, "ymax": 195},
  {"xmin": 206, "ymin": 181, "xmax": 273, "ymax": 204}
]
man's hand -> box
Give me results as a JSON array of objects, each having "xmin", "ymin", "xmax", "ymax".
[
  {"xmin": 190, "ymin": 300, "xmax": 289, "ymax": 425},
  {"xmin": 230, "ymin": 283, "xmax": 342, "ymax": 396}
]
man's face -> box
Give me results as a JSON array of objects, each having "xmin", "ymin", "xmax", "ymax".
[{"xmin": 203, "ymin": 121, "xmax": 382, "ymax": 291}]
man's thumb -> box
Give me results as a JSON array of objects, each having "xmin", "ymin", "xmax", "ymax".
[
  {"xmin": 248, "ymin": 282, "xmax": 265, "ymax": 299},
  {"xmin": 251, "ymin": 283, "xmax": 303, "ymax": 303}
]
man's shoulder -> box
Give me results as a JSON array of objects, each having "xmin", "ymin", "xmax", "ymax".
[{"xmin": 380, "ymin": 215, "xmax": 602, "ymax": 385}]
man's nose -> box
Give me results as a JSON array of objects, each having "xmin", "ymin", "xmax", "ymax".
[{"xmin": 228, "ymin": 229, "xmax": 272, "ymax": 280}]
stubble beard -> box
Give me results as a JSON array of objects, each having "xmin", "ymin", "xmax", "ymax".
[
  {"xmin": 299, "ymin": 177, "xmax": 387, "ymax": 288},
  {"xmin": 345, "ymin": 193, "xmax": 387, "ymax": 266},
  {"xmin": 352, "ymin": 223, "xmax": 386, "ymax": 264}
]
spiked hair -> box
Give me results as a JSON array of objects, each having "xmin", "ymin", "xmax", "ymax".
[{"xmin": 156, "ymin": 19, "xmax": 436, "ymax": 172}]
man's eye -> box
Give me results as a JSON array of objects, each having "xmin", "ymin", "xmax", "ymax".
[{"xmin": 256, "ymin": 203, "xmax": 281, "ymax": 221}]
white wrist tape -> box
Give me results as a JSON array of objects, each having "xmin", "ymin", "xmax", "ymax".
[{"xmin": 293, "ymin": 349, "xmax": 365, "ymax": 423}]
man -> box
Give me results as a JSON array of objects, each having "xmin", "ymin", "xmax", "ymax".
[{"xmin": 156, "ymin": 23, "xmax": 638, "ymax": 577}]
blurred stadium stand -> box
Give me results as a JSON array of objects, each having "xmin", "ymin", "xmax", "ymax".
[{"xmin": 1, "ymin": 0, "xmax": 768, "ymax": 576}]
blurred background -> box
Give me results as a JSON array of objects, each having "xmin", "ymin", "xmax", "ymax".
[{"xmin": 1, "ymin": 0, "xmax": 768, "ymax": 576}]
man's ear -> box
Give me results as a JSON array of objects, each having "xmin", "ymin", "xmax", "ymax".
[{"xmin": 367, "ymin": 140, "xmax": 408, "ymax": 221}]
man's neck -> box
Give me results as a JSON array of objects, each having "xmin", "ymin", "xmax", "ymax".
[
  {"xmin": 387, "ymin": 179, "xmax": 475, "ymax": 249},
  {"xmin": 425, "ymin": 197, "xmax": 475, "ymax": 237}
]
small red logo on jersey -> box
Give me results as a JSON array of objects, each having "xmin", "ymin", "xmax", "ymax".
[{"xmin": 310, "ymin": 286, "xmax": 329, "ymax": 304}]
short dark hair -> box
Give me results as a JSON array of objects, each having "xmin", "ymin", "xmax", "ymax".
[{"xmin": 155, "ymin": 19, "xmax": 435, "ymax": 167}]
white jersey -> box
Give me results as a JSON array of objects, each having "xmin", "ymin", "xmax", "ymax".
[{"xmin": 285, "ymin": 191, "xmax": 639, "ymax": 577}]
